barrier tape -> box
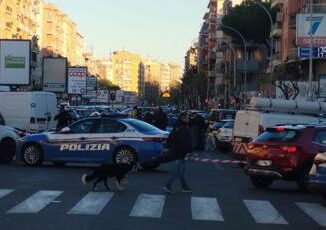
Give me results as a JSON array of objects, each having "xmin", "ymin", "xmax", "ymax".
[{"xmin": 185, "ymin": 156, "xmax": 247, "ymax": 165}]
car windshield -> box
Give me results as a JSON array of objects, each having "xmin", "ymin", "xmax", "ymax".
[
  {"xmin": 127, "ymin": 119, "xmax": 162, "ymax": 132},
  {"xmin": 213, "ymin": 122, "xmax": 226, "ymax": 129},
  {"xmin": 256, "ymin": 129, "xmax": 300, "ymax": 142},
  {"xmin": 223, "ymin": 122, "xmax": 234, "ymax": 129}
]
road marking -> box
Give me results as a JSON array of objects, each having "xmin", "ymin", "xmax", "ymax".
[
  {"xmin": 0, "ymin": 189, "xmax": 13, "ymax": 199},
  {"xmin": 130, "ymin": 194, "xmax": 165, "ymax": 218},
  {"xmin": 296, "ymin": 202, "xmax": 326, "ymax": 227},
  {"xmin": 191, "ymin": 197, "xmax": 224, "ymax": 221},
  {"xmin": 68, "ymin": 192, "xmax": 114, "ymax": 215},
  {"xmin": 243, "ymin": 200, "xmax": 288, "ymax": 224},
  {"xmin": 7, "ymin": 190, "xmax": 63, "ymax": 214}
]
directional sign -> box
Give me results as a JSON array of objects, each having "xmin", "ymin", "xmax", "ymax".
[{"xmin": 299, "ymin": 46, "xmax": 326, "ymax": 59}]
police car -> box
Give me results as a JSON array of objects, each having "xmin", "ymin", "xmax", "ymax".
[{"xmin": 16, "ymin": 115, "xmax": 169, "ymax": 167}]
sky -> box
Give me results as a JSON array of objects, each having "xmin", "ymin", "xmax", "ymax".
[{"xmin": 46, "ymin": 0, "xmax": 209, "ymax": 66}]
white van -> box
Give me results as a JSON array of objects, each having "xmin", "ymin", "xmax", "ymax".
[
  {"xmin": 232, "ymin": 97, "xmax": 326, "ymax": 157},
  {"xmin": 0, "ymin": 92, "xmax": 57, "ymax": 132}
]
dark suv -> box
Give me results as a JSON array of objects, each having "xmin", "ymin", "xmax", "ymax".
[{"xmin": 245, "ymin": 124, "xmax": 326, "ymax": 189}]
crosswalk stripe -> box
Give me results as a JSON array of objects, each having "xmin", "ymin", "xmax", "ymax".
[
  {"xmin": 7, "ymin": 190, "xmax": 63, "ymax": 214},
  {"xmin": 0, "ymin": 189, "xmax": 13, "ymax": 199},
  {"xmin": 130, "ymin": 194, "xmax": 165, "ymax": 218},
  {"xmin": 191, "ymin": 197, "xmax": 224, "ymax": 221},
  {"xmin": 296, "ymin": 202, "xmax": 326, "ymax": 227},
  {"xmin": 68, "ymin": 192, "xmax": 114, "ymax": 215},
  {"xmin": 243, "ymin": 200, "xmax": 288, "ymax": 224}
]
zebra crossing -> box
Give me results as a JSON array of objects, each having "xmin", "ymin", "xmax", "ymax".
[{"xmin": 0, "ymin": 189, "xmax": 326, "ymax": 227}]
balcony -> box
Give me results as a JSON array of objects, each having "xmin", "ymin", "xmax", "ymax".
[
  {"xmin": 271, "ymin": 0, "xmax": 284, "ymax": 9},
  {"xmin": 209, "ymin": 13, "xmax": 217, "ymax": 22}
]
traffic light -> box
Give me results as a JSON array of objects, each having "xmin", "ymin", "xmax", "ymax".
[
  {"xmin": 192, "ymin": 65, "xmax": 198, "ymax": 74},
  {"xmin": 110, "ymin": 92, "xmax": 116, "ymax": 101}
]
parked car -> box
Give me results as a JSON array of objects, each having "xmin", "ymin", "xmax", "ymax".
[
  {"xmin": 232, "ymin": 110, "xmax": 325, "ymax": 157},
  {"xmin": 0, "ymin": 111, "xmax": 5, "ymax": 126},
  {"xmin": 16, "ymin": 115, "xmax": 169, "ymax": 168},
  {"xmin": 216, "ymin": 120, "xmax": 234, "ymax": 151},
  {"xmin": 207, "ymin": 109, "xmax": 237, "ymax": 122},
  {"xmin": 308, "ymin": 152, "xmax": 326, "ymax": 201},
  {"xmin": 245, "ymin": 124, "xmax": 326, "ymax": 190},
  {"xmin": 0, "ymin": 125, "xmax": 25, "ymax": 163}
]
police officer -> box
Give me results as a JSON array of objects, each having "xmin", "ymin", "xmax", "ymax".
[{"xmin": 54, "ymin": 106, "xmax": 72, "ymax": 130}]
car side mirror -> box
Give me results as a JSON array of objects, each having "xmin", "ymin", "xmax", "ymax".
[{"xmin": 60, "ymin": 127, "xmax": 71, "ymax": 134}]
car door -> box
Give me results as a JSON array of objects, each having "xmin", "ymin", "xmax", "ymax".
[
  {"xmin": 88, "ymin": 119, "xmax": 127, "ymax": 162},
  {"xmin": 46, "ymin": 119, "xmax": 95, "ymax": 162}
]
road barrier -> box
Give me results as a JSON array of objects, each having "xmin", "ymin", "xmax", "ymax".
[{"xmin": 185, "ymin": 156, "xmax": 247, "ymax": 165}]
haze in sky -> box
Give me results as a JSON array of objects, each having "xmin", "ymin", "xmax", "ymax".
[{"xmin": 47, "ymin": 0, "xmax": 208, "ymax": 65}]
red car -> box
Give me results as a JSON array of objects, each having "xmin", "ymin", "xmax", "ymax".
[{"xmin": 245, "ymin": 124, "xmax": 326, "ymax": 189}]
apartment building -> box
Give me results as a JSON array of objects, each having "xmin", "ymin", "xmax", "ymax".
[
  {"xmin": 41, "ymin": 2, "xmax": 84, "ymax": 66},
  {"xmin": 271, "ymin": 0, "xmax": 326, "ymax": 95},
  {"xmin": 112, "ymin": 51, "xmax": 142, "ymax": 93}
]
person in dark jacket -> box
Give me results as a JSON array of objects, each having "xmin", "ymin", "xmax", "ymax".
[
  {"xmin": 163, "ymin": 112, "xmax": 193, "ymax": 194},
  {"xmin": 190, "ymin": 113, "xmax": 206, "ymax": 151},
  {"xmin": 54, "ymin": 106, "xmax": 72, "ymax": 131},
  {"xmin": 154, "ymin": 107, "xmax": 168, "ymax": 130}
]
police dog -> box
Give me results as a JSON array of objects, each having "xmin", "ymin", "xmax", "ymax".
[{"xmin": 82, "ymin": 163, "xmax": 139, "ymax": 191}]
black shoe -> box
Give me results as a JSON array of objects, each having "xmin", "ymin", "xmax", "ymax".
[
  {"xmin": 182, "ymin": 186, "xmax": 193, "ymax": 193},
  {"xmin": 163, "ymin": 185, "xmax": 175, "ymax": 194}
]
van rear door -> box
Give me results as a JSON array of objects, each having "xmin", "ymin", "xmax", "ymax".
[
  {"xmin": 233, "ymin": 111, "xmax": 257, "ymax": 142},
  {"xmin": 46, "ymin": 94, "xmax": 57, "ymax": 130},
  {"xmin": 34, "ymin": 94, "xmax": 48, "ymax": 131}
]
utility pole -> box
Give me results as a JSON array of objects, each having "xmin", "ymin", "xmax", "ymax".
[{"xmin": 308, "ymin": 0, "xmax": 314, "ymax": 101}]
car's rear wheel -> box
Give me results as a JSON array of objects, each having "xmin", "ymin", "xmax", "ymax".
[
  {"xmin": 22, "ymin": 144, "xmax": 44, "ymax": 166},
  {"xmin": 113, "ymin": 147, "xmax": 137, "ymax": 165},
  {"xmin": 250, "ymin": 176, "xmax": 273, "ymax": 188},
  {"xmin": 0, "ymin": 138, "xmax": 16, "ymax": 163}
]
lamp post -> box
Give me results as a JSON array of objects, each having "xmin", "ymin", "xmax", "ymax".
[
  {"xmin": 221, "ymin": 40, "xmax": 236, "ymax": 94},
  {"xmin": 221, "ymin": 24, "xmax": 247, "ymax": 95},
  {"xmin": 250, "ymin": 0, "xmax": 274, "ymax": 80},
  {"xmin": 308, "ymin": 0, "xmax": 314, "ymax": 101}
]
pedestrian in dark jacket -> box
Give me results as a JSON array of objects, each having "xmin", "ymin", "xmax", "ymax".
[
  {"xmin": 163, "ymin": 112, "xmax": 193, "ymax": 194},
  {"xmin": 154, "ymin": 107, "xmax": 168, "ymax": 130},
  {"xmin": 54, "ymin": 106, "xmax": 72, "ymax": 131}
]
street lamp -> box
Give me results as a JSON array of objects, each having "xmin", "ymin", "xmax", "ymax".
[
  {"xmin": 221, "ymin": 24, "xmax": 247, "ymax": 95},
  {"xmin": 221, "ymin": 40, "xmax": 236, "ymax": 94},
  {"xmin": 308, "ymin": 0, "xmax": 314, "ymax": 101},
  {"xmin": 249, "ymin": 0, "xmax": 274, "ymax": 81}
]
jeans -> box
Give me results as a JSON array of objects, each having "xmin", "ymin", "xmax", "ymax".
[{"xmin": 166, "ymin": 159, "xmax": 188, "ymax": 188}]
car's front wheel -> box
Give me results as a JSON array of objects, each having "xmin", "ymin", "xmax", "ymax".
[
  {"xmin": 0, "ymin": 138, "xmax": 16, "ymax": 163},
  {"xmin": 22, "ymin": 144, "xmax": 44, "ymax": 166},
  {"xmin": 113, "ymin": 147, "xmax": 137, "ymax": 165},
  {"xmin": 250, "ymin": 176, "xmax": 273, "ymax": 188}
]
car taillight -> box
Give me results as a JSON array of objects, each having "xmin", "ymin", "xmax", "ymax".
[
  {"xmin": 281, "ymin": 146, "xmax": 298, "ymax": 153},
  {"xmin": 30, "ymin": 117, "xmax": 35, "ymax": 124},
  {"xmin": 143, "ymin": 137, "xmax": 164, "ymax": 142},
  {"xmin": 258, "ymin": 125, "xmax": 264, "ymax": 135}
]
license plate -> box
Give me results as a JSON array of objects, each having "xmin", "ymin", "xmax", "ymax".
[
  {"xmin": 234, "ymin": 137, "xmax": 242, "ymax": 142},
  {"xmin": 257, "ymin": 160, "xmax": 272, "ymax": 167}
]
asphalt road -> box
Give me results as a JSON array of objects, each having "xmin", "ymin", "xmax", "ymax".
[{"xmin": 0, "ymin": 150, "xmax": 325, "ymax": 230}]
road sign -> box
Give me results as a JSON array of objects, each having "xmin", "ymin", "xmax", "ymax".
[{"xmin": 299, "ymin": 46, "xmax": 326, "ymax": 59}]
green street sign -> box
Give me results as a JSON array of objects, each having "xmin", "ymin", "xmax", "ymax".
[{"xmin": 5, "ymin": 55, "xmax": 26, "ymax": 68}]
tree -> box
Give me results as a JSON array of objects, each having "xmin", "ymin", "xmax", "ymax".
[
  {"xmin": 180, "ymin": 70, "xmax": 207, "ymax": 110},
  {"xmin": 222, "ymin": 1, "xmax": 275, "ymax": 49},
  {"xmin": 145, "ymin": 81, "xmax": 160, "ymax": 105},
  {"xmin": 97, "ymin": 77, "xmax": 120, "ymax": 91}
]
